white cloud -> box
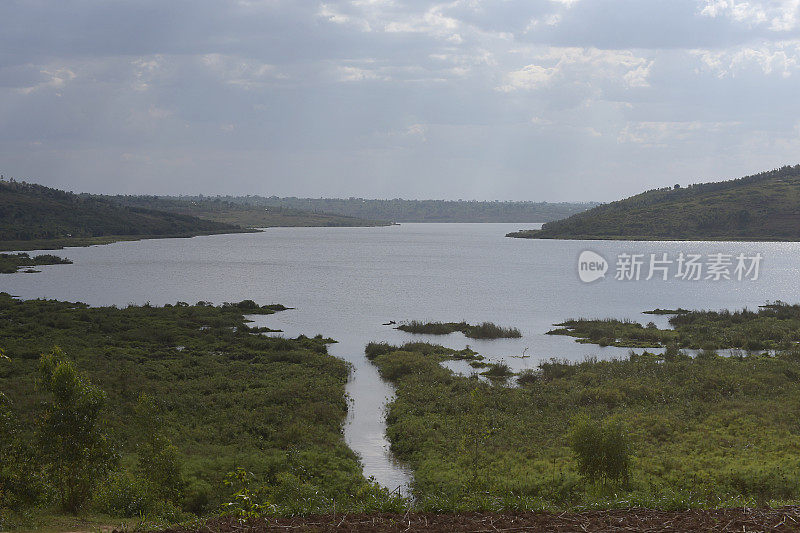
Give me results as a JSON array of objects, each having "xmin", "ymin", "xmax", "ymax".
[
  {"xmin": 699, "ymin": 0, "xmax": 800, "ymax": 31},
  {"xmin": 693, "ymin": 40, "xmax": 800, "ymax": 76},
  {"xmin": 17, "ymin": 68, "xmax": 76, "ymax": 95},
  {"xmin": 498, "ymin": 47, "xmax": 654, "ymax": 91}
]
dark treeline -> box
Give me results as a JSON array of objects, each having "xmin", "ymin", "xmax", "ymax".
[
  {"xmin": 0, "ymin": 180, "xmax": 242, "ymax": 244},
  {"xmin": 167, "ymin": 196, "xmax": 597, "ymax": 223}
]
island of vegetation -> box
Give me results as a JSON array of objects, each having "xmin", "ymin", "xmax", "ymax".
[
  {"xmin": 0, "ymin": 294, "xmax": 403, "ymax": 529},
  {"xmin": 368, "ymin": 338, "xmax": 800, "ymax": 511},
  {"xmin": 0, "ymin": 253, "xmax": 72, "ymax": 274},
  {"xmin": 548, "ymin": 303, "xmax": 800, "ymax": 350},
  {"xmin": 507, "ymin": 164, "xmax": 800, "ymax": 241},
  {"xmin": 396, "ymin": 320, "xmax": 522, "ymax": 339}
]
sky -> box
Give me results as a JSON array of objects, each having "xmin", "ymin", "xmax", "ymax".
[{"xmin": 1, "ymin": 0, "xmax": 800, "ymax": 202}]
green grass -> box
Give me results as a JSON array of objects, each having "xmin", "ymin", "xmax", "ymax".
[
  {"xmin": 397, "ymin": 321, "xmax": 522, "ymax": 339},
  {"xmin": 0, "ymin": 294, "xmax": 398, "ymax": 527},
  {"xmin": 507, "ymin": 164, "xmax": 800, "ymax": 241},
  {"xmin": 369, "ymin": 341, "xmax": 800, "ymax": 510}
]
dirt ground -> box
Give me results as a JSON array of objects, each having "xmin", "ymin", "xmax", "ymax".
[{"xmin": 159, "ymin": 507, "xmax": 800, "ymax": 532}]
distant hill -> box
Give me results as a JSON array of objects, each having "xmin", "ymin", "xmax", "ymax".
[
  {"xmin": 507, "ymin": 165, "xmax": 800, "ymax": 241},
  {"xmin": 182, "ymin": 196, "xmax": 597, "ymax": 223},
  {"xmin": 0, "ymin": 180, "xmax": 245, "ymax": 250},
  {"xmin": 105, "ymin": 196, "xmax": 391, "ymax": 228}
]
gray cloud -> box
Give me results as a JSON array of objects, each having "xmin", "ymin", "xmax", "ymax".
[{"xmin": 0, "ymin": 0, "xmax": 799, "ymax": 201}]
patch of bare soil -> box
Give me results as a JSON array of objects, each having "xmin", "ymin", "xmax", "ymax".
[{"xmin": 159, "ymin": 507, "xmax": 800, "ymax": 532}]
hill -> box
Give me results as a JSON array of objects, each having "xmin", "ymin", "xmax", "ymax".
[
  {"xmin": 105, "ymin": 195, "xmax": 391, "ymax": 228},
  {"xmin": 507, "ymin": 165, "xmax": 800, "ymax": 241},
  {"xmin": 0, "ymin": 180, "xmax": 248, "ymax": 251},
  {"xmin": 182, "ymin": 196, "xmax": 596, "ymax": 223}
]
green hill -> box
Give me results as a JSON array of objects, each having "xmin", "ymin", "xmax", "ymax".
[
  {"xmin": 105, "ymin": 195, "xmax": 391, "ymax": 228},
  {"xmin": 0, "ymin": 180, "xmax": 247, "ymax": 251},
  {"xmin": 507, "ymin": 165, "xmax": 800, "ymax": 241}
]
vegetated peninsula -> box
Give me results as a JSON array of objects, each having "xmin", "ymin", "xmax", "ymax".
[
  {"xmin": 183, "ymin": 196, "xmax": 597, "ymax": 223},
  {"xmin": 105, "ymin": 195, "xmax": 392, "ymax": 228},
  {"xmin": 548, "ymin": 302, "xmax": 800, "ymax": 350},
  {"xmin": 0, "ymin": 253, "xmax": 72, "ymax": 274},
  {"xmin": 507, "ymin": 164, "xmax": 800, "ymax": 241},
  {"xmin": 0, "ymin": 180, "xmax": 249, "ymax": 251}
]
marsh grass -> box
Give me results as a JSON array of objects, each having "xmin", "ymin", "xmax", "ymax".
[
  {"xmin": 398, "ymin": 320, "xmax": 522, "ymax": 339},
  {"xmin": 369, "ymin": 340, "xmax": 800, "ymax": 508}
]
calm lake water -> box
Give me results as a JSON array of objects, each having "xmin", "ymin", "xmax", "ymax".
[{"xmin": 4, "ymin": 223, "xmax": 800, "ymax": 492}]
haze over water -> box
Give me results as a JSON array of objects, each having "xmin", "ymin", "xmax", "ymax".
[{"xmin": 4, "ymin": 223, "xmax": 800, "ymax": 490}]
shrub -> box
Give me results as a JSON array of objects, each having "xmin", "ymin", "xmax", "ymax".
[
  {"xmin": 93, "ymin": 469, "xmax": 155, "ymax": 517},
  {"xmin": 569, "ymin": 416, "xmax": 630, "ymax": 485}
]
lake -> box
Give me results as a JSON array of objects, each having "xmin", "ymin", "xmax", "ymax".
[{"xmin": 3, "ymin": 223, "xmax": 800, "ymax": 492}]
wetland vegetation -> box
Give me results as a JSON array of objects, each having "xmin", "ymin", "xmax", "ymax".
[
  {"xmin": 0, "ymin": 253, "xmax": 72, "ymax": 274},
  {"xmin": 0, "ymin": 294, "xmax": 402, "ymax": 528},
  {"xmin": 369, "ymin": 339, "xmax": 800, "ymax": 510},
  {"xmin": 550, "ymin": 303, "xmax": 800, "ymax": 350},
  {"xmin": 396, "ymin": 321, "xmax": 522, "ymax": 339}
]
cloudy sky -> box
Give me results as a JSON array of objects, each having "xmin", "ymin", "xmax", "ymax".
[{"xmin": 1, "ymin": 0, "xmax": 799, "ymax": 201}]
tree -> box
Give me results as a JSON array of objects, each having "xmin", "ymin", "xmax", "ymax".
[
  {"xmin": 36, "ymin": 347, "xmax": 115, "ymax": 513},
  {"xmin": 134, "ymin": 393, "xmax": 183, "ymax": 501}
]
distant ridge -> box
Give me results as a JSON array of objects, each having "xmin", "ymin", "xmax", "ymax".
[
  {"xmin": 179, "ymin": 196, "xmax": 597, "ymax": 223},
  {"xmin": 0, "ymin": 180, "xmax": 245, "ymax": 250},
  {"xmin": 507, "ymin": 165, "xmax": 800, "ymax": 241}
]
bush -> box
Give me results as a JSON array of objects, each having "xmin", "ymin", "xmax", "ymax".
[
  {"xmin": 94, "ymin": 469, "xmax": 155, "ymax": 517},
  {"xmin": 569, "ymin": 416, "xmax": 630, "ymax": 485}
]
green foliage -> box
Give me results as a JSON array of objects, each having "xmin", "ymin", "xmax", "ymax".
[
  {"xmin": 569, "ymin": 416, "xmax": 630, "ymax": 485},
  {"xmin": 370, "ymin": 341, "xmax": 800, "ymax": 509},
  {"xmin": 106, "ymin": 196, "xmax": 391, "ymax": 228},
  {"xmin": 134, "ymin": 394, "xmax": 184, "ymax": 501},
  {"xmin": 36, "ymin": 348, "xmax": 115, "ymax": 514},
  {"xmin": 551, "ymin": 302, "xmax": 800, "ymax": 350},
  {"xmin": 0, "ymin": 294, "xmax": 401, "ymax": 519},
  {"xmin": 397, "ymin": 320, "xmax": 521, "ymax": 339},
  {"xmin": 0, "ymin": 180, "xmax": 244, "ymax": 249},
  {"xmin": 508, "ymin": 164, "xmax": 800, "ymax": 240},
  {"xmin": 0, "ymin": 253, "xmax": 72, "ymax": 274}
]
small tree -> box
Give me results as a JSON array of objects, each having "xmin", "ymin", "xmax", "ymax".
[
  {"xmin": 134, "ymin": 393, "xmax": 183, "ymax": 501},
  {"xmin": 36, "ymin": 347, "xmax": 115, "ymax": 513},
  {"xmin": 569, "ymin": 415, "xmax": 630, "ymax": 486}
]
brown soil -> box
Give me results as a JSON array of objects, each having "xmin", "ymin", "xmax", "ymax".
[{"xmin": 160, "ymin": 507, "xmax": 800, "ymax": 532}]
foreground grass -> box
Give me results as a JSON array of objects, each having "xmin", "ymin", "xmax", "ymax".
[
  {"xmin": 397, "ymin": 320, "xmax": 521, "ymax": 339},
  {"xmin": 550, "ymin": 302, "xmax": 800, "ymax": 350},
  {"xmin": 369, "ymin": 340, "xmax": 800, "ymax": 510},
  {"xmin": 0, "ymin": 295, "xmax": 398, "ymax": 528}
]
